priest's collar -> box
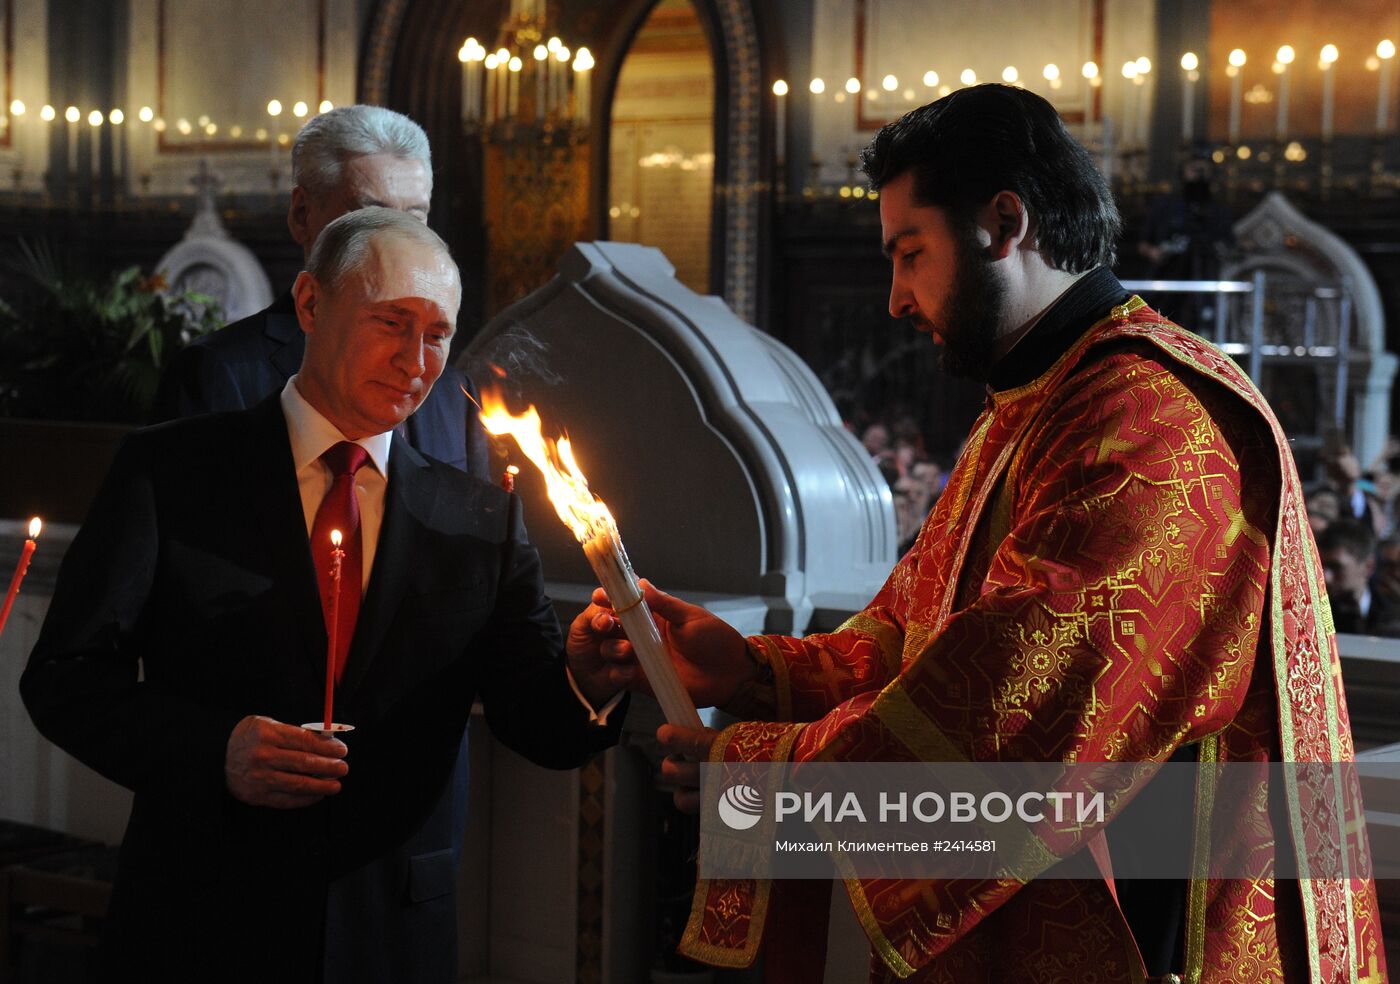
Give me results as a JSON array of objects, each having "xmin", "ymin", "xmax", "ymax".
[{"xmin": 985, "ymin": 266, "xmax": 1131, "ymax": 393}]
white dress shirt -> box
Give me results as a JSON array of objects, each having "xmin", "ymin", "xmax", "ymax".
[
  {"xmin": 279, "ymin": 376, "xmax": 621, "ymax": 724},
  {"xmin": 281, "ymin": 376, "xmax": 390, "ymax": 592}
]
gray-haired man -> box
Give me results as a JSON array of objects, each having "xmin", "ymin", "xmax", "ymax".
[{"xmin": 154, "ymin": 104, "xmax": 489, "ymax": 478}]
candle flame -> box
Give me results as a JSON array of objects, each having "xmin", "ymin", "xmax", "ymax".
[
  {"xmin": 477, "ymin": 389, "xmax": 616, "ymax": 543},
  {"xmin": 507, "ymin": 465, "xmax": 520, "ymax": 477},
  {"xmin": 27, "ymin": 517, "xmax": 41, "ymax": 539},
  {"xmin": 330, "ymin": 529, "xmax": 342, "ymax": 547}
]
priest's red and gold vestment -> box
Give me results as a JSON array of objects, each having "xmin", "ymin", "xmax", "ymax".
[{"xmin": 679, "ymin": 298, "xmax": 1387, "ymax": 983}]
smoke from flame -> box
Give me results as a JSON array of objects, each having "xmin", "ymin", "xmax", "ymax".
[{"xmin": 477, "ymin": 389, "xmax": 615, "ymax": 543}]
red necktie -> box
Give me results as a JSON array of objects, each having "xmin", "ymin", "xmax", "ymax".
[{"xmin": 311, "ymin": 442, "xmax": 370, "ymax": 684}]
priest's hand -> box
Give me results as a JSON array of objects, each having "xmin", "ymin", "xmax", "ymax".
[
  {"xmin": 225, "ymin": 715, "xmax": 348, "ymax": 809},
  {"xmin": 658, "ymin": 722, "xmax": 718, "ymax": 813},
  {"xmin": 574, "ymin": 580, "xmax": 757, "ymax": 708}
]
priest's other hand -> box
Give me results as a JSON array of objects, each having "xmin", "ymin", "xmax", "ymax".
[
  {"xmin": 225, "ymin": 715, "xmax": 348, "ymax": 809},
  {"xmin": 657, "ymin": 722, "xmax": 718, "ymax": 813}
]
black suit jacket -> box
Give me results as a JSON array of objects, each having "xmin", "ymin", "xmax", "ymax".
[
  {"xmin": 153, "ymin": 291, "xmax": 492, "ymax": 478},
  {"xmin": 21, "ymin": 397, "xmax": 620, "ymax": 983}
]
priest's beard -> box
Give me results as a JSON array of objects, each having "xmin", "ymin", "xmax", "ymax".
[{"xmin": 921, "ymin": 227, "xmax": 1008, "ymax": 382}]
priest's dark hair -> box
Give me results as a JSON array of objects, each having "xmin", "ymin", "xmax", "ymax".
[{"xmin": 860, "ymin": 84, "xmax": 1121, "ymax": 273}]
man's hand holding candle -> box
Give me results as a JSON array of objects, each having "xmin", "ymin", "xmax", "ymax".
[
  {"xmin": 571, "ymin": 579, "xmax": 758, "ymax": 708},
  {"xmin": 570, "ymin": 578, "xmax": 764, "ymax": 812},
  {"xmin": 225, "ymin": 715, "xmax": 349, "ymax": 809}
]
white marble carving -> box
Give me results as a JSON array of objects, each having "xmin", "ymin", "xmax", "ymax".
[
  {"xmin": 155, "ymin": 162, "xmax": 272, "ymax": 325},
  {"xmin": 462, "ymin": 241, "xmax": 896, "ymax": 636}
]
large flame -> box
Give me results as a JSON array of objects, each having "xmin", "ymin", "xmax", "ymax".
[{"xmin": 478, "ymin": 390, "xmax": 616, "ymax": 542}]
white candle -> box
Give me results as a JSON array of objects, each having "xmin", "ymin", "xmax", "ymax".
[
  {"xmin": 485, "ymin": 54, "xmax": 498, "ymax": 124},
  {"xmin": 1275, "ymin": 46, "xmax": 1294, "ymax": 142},
  {"xmin": 7, "ymin": 101, "xmax": 24, "ymax": 175},
  {"xmin": 1379, "ymin": 40, "xmax": 1396, "ymax": 133},
  {"xmin": 1227, "ymin": 49, "xmax": 1246, "ymax": 144},
  {"xmin": 534, "ymin": 45, "xmax": 548, "ymax": 121},
  {"xmin": 574, "ymin": 48, "xmax": 593, "ymax": 125},
  {"xmin": 1180, "ymin": 52, "xmax": 1198, "ymax": 143},
  {"xmin": 772, "ymin": 79, "xmax": 788, "ymax": 164},
  {"xmin": 1120, "ymin": 62, "xmax": 1138, "ymax": 150},
  {"xmin": 555, "ymin": 47, "xmax": 570, "ymax": 118},
  {"xmin": 1318, "ymin": 46, "xmax": 1337, "ymax": 141},
  {"xmin": 582, "ymin": 529, "xmax": 702, "ymax": 730},
  {"xmin": 508, "ymin": 56, "xmax": 522, "ymax": 118},
  {"xmin": 1134, "ymin": 57, "xmax": 1151, "ymax": 149},
  {"xmin": 467, "ymin": 39, "xmax": 478, "ymax": 122},
  {"xmin": 267, "ymin": 99, "xmax": 283, "ymax": 175},
  {"xmin": 87, "ymin": 110, "xmax": 103, "ymax": 186},
  {"xmin": 111, "ymin": 108, "xmax": 126, "ymax": 192},
  {"xmin": 65, "ymin": 105, "xmax": 79, "ymax": 177}
]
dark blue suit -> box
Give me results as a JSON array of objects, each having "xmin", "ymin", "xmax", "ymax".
[
  {"xmin": 150, "ymin": 295, "xmax": 494, "ymax": 981},
  {"xmin": 23, "ymin": 397, "xmax": 620, "ymax": 982}
]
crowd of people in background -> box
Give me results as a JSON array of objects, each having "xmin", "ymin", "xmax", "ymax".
[
  {"xmin": 1301, "ymin": 437, "xmax": 1400, "ymax": 637},
  {"xmin": 856, "ymin": 416, "xmax": 948, "ymax": 554}
]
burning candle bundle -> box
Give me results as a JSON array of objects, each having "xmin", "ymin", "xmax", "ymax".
[{"xmin": 478, "ymin": 393, "xmax": 702, "ymax": 729}]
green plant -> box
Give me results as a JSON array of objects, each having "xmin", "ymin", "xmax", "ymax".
[{"xmin": 0, "ymin": 239, "xmax": 223, "ymax": 423}]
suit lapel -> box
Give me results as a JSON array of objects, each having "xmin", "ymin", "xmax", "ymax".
[
  {"xmin": 338, "ymin": 435, "xmax": 435, "ymax": 699},
  {"xmin": 243, "ymin": 396, "xmax": 327, "ymax": 681}
]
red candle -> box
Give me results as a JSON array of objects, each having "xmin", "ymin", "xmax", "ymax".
[
  {"xmin": 502, "ymin": 464, "xmax": 519, "ymax": 493},
  {"xmin": 323, "ymin": 528, "xmax": 343, "ymax": 732},
  {"xmin": 0, "ymin": 517, "xmax": 42, "ymax": 642}
]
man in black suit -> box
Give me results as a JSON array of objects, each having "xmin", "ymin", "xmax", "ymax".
[
  {"xmin": 23, "ymin": 209, "xmax": 627, "ymax": 983},
  {"xmin": 152, "ymin": 104, "xmax": 489, "ymax": 478}
]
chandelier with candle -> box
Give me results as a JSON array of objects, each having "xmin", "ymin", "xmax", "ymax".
[{"xmin": 458, "ymin": 0, "xmax": 594, "ymax": 144}]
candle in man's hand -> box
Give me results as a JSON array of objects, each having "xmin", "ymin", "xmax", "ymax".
[{"xmin": 323, "ymin": 529, "xmax": 343, "ymax": 733}]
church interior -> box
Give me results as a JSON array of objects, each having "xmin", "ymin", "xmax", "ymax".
[{"xmin": 1, "ymin": 0, "xmax": 1400, "ymax": 981}]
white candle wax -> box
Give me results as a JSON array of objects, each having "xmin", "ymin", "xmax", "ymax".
[
  {"xmin": 467, "ymin": 55, "xmax": 478, "ymax": 122},
  {"xmin": 1136, "ymin": 76, "xmax": 1149, "ymax": 148},
  {"xmin": 1380, "ymin": 58, "xmax": 1393, "ymax": 133},
  {"xmin": 536, "ymin": 59, "xmax": 546, "ymax": 121},
  {"xmin": 1322, "ymin": 65, "xmax": 1335, "ymax": 141},
  {"xmin": 1229, "ymin": 70, "xmax": 1243, "ymax": 144},
  {"xmin": 775, "ymin": 91, "xmax": 786, "ymax": 163},
  {"xmin": 1276, "ymin": 68, "xmax": 1290, "ymax": 141},
  {"xmin": 1182, "ymin": 72, "xmax": 1196, "ymax": 143},
  {"xmin": 582, "ymin": 529, "xmax": 702, "ymax": 730}
]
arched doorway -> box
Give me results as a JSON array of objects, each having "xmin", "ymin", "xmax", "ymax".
[{"xmin": 605, "ymin": 0, "xmax": 715, "ymax": 294}]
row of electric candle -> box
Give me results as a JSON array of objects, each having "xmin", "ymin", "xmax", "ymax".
[
  {"xmin": 459, "ymin": 37, "xmax": 594, "ymax": 126},
  {"xmin": 0, "ymin": 518, "xmax": 42, "ymax": 644},
  {"xmin": 770, "ymin": 39, "xmax": 1397, "ymax": 159},
  {"xmin": 3, "ymin": 98, "xmax": 336, "ymax": 183},
  {"xmin": 1213, "ymin": 41, "xmax": 1396, "ymax": 145}
]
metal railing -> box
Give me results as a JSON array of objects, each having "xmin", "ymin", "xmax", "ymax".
[{"xmin": 1121, "ymin": 274, "xmax": 1356, "ymax": 429}]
